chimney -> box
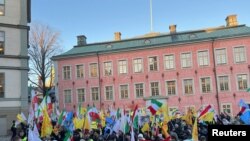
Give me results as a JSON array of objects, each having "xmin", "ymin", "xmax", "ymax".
[
  {"xmin": 77, "ymin": 35, "xmax": 87, "ymax": 46},
  {"xmin": 225, "ymin": 15, "xmax": 238, "ymax": 27},
  {"xmin": 169, "ymin": 24, "xmax": 177, "ymax": 34},
  {"xmin": 114, "ymin": 32, "xmax": 121, "ymax": 41}
]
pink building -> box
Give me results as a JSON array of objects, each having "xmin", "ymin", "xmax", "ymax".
[{"xmin": 53, "ymin": 15, "xmax": 250, "ymax": 116}]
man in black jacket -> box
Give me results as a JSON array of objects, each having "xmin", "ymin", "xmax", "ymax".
[{"xmin": 11, "ymin": 120, "xmax": 17, "ymax": 141}]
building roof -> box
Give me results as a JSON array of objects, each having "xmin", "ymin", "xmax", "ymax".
[{"xmin": 53, "ymin": 25, "xmax": 250, "ymax": 60}]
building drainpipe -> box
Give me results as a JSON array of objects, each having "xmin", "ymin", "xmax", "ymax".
[
  {"xmin": 211, "ymin": 38, "xmax": 221, "ymax": 114},
  {"xmin": 97, "ymin": 52, "xmax": 102, "ymax": 109}
]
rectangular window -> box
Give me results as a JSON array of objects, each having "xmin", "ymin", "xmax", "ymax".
[
  {"xmin": 64, "ymin": 90, "xmax": 72, "ymax": 104},
  {"xmin": 119, "ymin": 60, "xmax": 127, "ymax": 74},
  {"xmin": 105, "ymin": 86, "xmax": 113, "ymax": 100},
  {"xmin": 218, "ymin": 76, "xmax": 229, "ymax": 91},
  {"xmin": 198, "ymin": 51, "xmax": 209, "ymax": 66},
  {"xmin": 234, "ymin": 47, "xmax": 246, "ymax": 63},
  {"xmin": 104, "ymin": 62, "xmax": 112, "ymax": 76},
  {"xmin": 149, "ymin": 56, "xmax": 158, "ymax": 71},
  {"xmin": 135, "ymin": 83, "xmax": 144, "ymax": 98},
  {"xmin": 221, "ymin": 104, "xmax": 232, "ymax": 116},
  {"xmin": 77, "ymin": 88, "xmax": 85, "ymax": 103},
  {"xmin": 90, "ymin": 63, "xmax": 98, "ymax": 77},
  {"xmin": 164, "ymin": 55, "xmax": 175, "ymax": 69},
  {"xmin": 166, "ymin": 81, "xmax": 176, "ymax": 96},
  {"xmin": 151, "ymin": 82, "xmax": 159, "ymax": 96},
  {"xmin": 76, "ymin": 65, "xmax": 84, "ymax": 78},
  {"xmin": 237, "ymin": 74, "xmax": 248, "ymax": 90},
  {"xmin": 120, "ymin": 85, "xmax": 128, "ymax": 99},
  {"xmin": 201, "ymin": 77, "xmax": 211, "ymax": 93},
  {"xmin": 0, "ymin": 73, "xmax": 4, "ymax": 98},
  {"xmin": 216, "ymin": 49, "xmax": 227, "ymax": 65},
  {"xmin": 181, "ymin": 53, "xmax": 192, "ymax": 68},
  {"xmin": 133, "ymin": 58, "xmax": 143, "ymax": 73},
  {"xmin": 63, "ymin": 66, "xmax": 71, "ymax": 80},
  {"xmin": 91, "ymin": 87, "xmax": 99, "ymax": 101},
  {"xmin": 0, "ymin": 0, "xmax": 4, "ymax": 16},
  {"xmin": 0, "ymin": 31, "xmax": 4, "ymax": 54},
  {"xmin": 184, "ymin": 79, "xmax": 193, "ymax": 94}
]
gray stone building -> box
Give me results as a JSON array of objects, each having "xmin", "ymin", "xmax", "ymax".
[{"xmin": 0, "ymin": 0, "xmax": 31, "ymax": 135}]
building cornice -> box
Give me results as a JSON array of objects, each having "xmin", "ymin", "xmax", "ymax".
[
  {"xmin": 0, "ymin": 66, "xmax": 29, "ymax": 71},
  {"xmin": 0, "ymin": 98, "xmax": 21, "ymax": 101},
  {"xmin": 0, "ymin": 23, "xmax": 30, "ymax": 30},
  {"xmin": 143, "ymin": 96, "xmax": 168, "ymax": 101},
  {"xmin": 0, "ymin": 55, "xmax": 29, "ymax": 59}
]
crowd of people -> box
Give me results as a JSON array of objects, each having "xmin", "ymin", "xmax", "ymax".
[{"xmin": 10, "ymin": 109, "xmax": 245, "ymax": 141}]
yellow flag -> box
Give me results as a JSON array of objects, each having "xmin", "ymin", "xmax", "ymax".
[
  {"xmin": 81, "ymin": 107, "xmax": 87, "ymax": 115},
  {"xmin": 162, "ymin": 104, "xmax": 170, "ymax": 123},
  {"xmin": 141, "ymin": 123, "xmax": 150, "ymax": 132},
  {"xmin": 182, "ymin": 109, "xmax": 193, "ymax": 125},
  {"xmin": 100, "ymin": 111, "xmax": 106, "ymax": 127},
  {"xmin": 200, "ymin": 112, "xmax": 214, "ymax": 122},
  {"xmin": 73, "ymin": 117, "xmax": 84, "ymax": 129},
  {"xmin": 192, "ymin": 118, "xmax": 198, "ymax": 141},
  {"xmin": 83, "ymin": 114, "xmax": 90, "ymax": 131},
  {"xmin": 41, "ymin": 110, "xmax": 52, "ymax": 137},
  {"xmin": 162, "ymin": 104, "xmax": 170, "ymax": 139},
  {"xmin": 17, "ymin": 114, "xmax": 24, "ymax": 123}
]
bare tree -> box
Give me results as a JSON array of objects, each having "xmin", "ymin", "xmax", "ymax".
[{"xmin": 29, "ymin": 23, "xmax": 62, "ymax": 96}]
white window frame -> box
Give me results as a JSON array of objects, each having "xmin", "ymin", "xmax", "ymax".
[
  {"xmin": 104, "ymin": 85, "xmax": 114, "ymax": 101},
  {"xmin": 118, "ymin": 59, "xmax": 128, "ymax": 74},
  {"xmin": 75, "ymin": 64, "xmax": 84, "ymax": 79},
  {"xmin": 0, "ymin": 72, "xmax": 5, "ymax": 98},
  {"xmin": 236, "ymin": 73, "xmax": 249, "ymax": 91},
  {"xmin": 148, "ymin": 56, "xmax": 159, "ymax": 72},
  {"xmin": 103, "ymin": 61, "xmax": 113, "ymax": 76},
  {"xmin": 119, "ymin": 84, "xmax": 129, "ymax": 99},
  {"xmin": 134, "ymin": 82, "xmax": 145, "ymax": 98},
  {"xmin": 217, "ymin": 75, "xmax": 230, "ymax": 92},
  {"xmin": 0, "ymin": 0, "xmax": 5, "ymax": 16},
  {"xmin": 182, "ymin": 78, "xmax": 194, "ymax": 95},
  {"xmin": 164, "ymin": 54, "xmax": 175, "ymax": 70},
  {"xmin": 89, "ymin": 62, "xmax": 98, "ymax": 78},
  {"xmin": 221, "ymin": 103, "xmax": 233, "ymax": 116},
  {"xmin": 62, "ymin": 65, "xmax": 71, "ymax": 80},
  {"xmin": 91, "ymin": 87, "xmax": 99, "ymax": 101},
  {"xmin": 197, "ymin": 50, "xmax": 209, "ymax": 67},
  {"xmin": 165, "ymin": 79, "xmax": 177, "ymax": 96},
  {"xmin": 199, "ymin": 76, "xmax": 212, "ymax": 94},
  {"xmin": 215, "ymin": 48, "xmax": 227, "ymax": 65},
  {"xmin": 133, "ymin": 58, "xmax": 143, "ymax": 73},
  {"xmin": 181, "ymin": 52, "xmax": 192, "ymax": 68},
  {"xmin": 150, "ymin": 81, "xmax": 161, "ymax": 96},
  {"xmin": 0, "ymin": 31, "xmax": 4, "ymax": 55},
  {"xmin": 233, "ymin": 46, "xmax": 247, "ymax": 64},
  {"xmin": 64, "ymin": 89, "xmax": 72, "ymax": 104},
  {"xmin": 76, "ymin": 87, "xmax": 85, "ymax": 103}
]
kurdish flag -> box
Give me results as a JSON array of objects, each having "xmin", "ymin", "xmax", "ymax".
[{"xmin": 147, "ymin": 99, "xmax": 163, "ymax": 115}]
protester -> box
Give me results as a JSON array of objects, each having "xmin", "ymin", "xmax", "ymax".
[{"xmin": 11, "ymin": 120, "xmax": 17, "ymax": 141}]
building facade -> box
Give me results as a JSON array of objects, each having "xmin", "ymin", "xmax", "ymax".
[
  {"xmin": 0, "ymin": 0, "xmax": 31, "ymax": 135},
  {"xmin": 53, "ymin": 15, "xmax": 250, "ymax": 117}
]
